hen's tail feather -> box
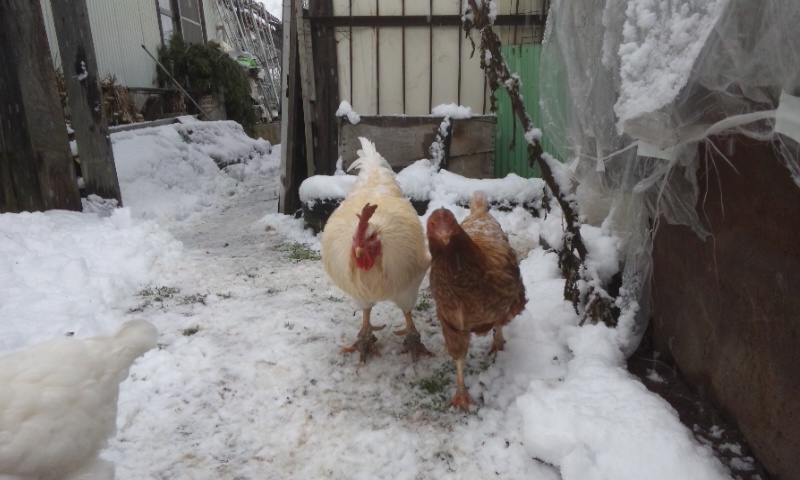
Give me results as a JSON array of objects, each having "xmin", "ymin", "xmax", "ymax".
[
  {"xmin": 469, "ymin": 190, "xmax": 489, "ymax": 214},
  {"xmin": 348, "ymin": 137, "xmax": 392, "ymax": 173},
  {"xmin": 108, "ymin": 320, "xmax": 157, "ymax": 373}
]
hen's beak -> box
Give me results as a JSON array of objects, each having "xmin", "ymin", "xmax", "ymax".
[{"xmin": 354, "ymin": 246, "xmax": 363, "ymax": 258}]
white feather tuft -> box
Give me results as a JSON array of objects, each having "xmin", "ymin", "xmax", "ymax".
[{"xmin": 348, "ymin": 137, "xmax": 392, "ymax": 173}]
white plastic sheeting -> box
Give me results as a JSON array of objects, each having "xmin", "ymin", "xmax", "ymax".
[{"xmin": 540, "ymin": 0, "xmax": 800, "ymax": 355}]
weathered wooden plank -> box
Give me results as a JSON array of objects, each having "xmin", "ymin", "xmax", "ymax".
[
  {"xmin": 449, "ymin": 115, "xmax": 495, "ymax": 178},
  {"xmin": 0, "ymin": 0, "xmax": 81, "ymax": 213},
  {"xmin": 279, "ymin": 0, "xmax": 303, "ymax": 214},
  {"xmin": 50, "ymin": 0, "xmax": 122, "ymax": 205},
  {"xmin": 338, "ymin": 115, "xmax": 495, "ymax": 177},
  {"xmin": 310, "ymin": 0, "xmax": 340, "ymax": 176},
  {"xmin": 296, "ymin": 0, "xmax": 316, "ymax": 177},
  {"xmin": 338, "ymin": 116, "xmax": 444, "ymax": 171},
  {"xmin": 450, "ymin": 115, "xmax": 496, "ymax": 156}
]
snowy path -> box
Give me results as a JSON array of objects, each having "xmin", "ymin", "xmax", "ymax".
[
  {"xmin": 2, "ymin": 125, "xmax": 739, "ymax": 480},
  {"xmin": 105, "ymin": 167, "xmax": 560, "ymax": 479}
]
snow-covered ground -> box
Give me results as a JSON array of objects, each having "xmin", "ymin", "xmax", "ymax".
[{"xmin": 0, "ymin": 121, "xmax": 753, "ymax": 479}]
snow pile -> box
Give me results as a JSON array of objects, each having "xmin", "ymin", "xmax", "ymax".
[
  {"xmin": 0, "ymin": 208, "xmax": 180, "ymax": 353},
  {"xmin": 614, "ymin": 0, "xmax": 729, "ymax": 128},
  {"xmin": 298, "ymin": 174, "xmax": 356, "ymax": 207},
  {"xmin": 112, "ymin": 121, "xmax": 269, "ymax": 222},
  {"xmin": 431, "ymin": 103, "xmax": 474, "ymax": 119},
  {"xmin": 336, "ymin": 100, "xmax": 361, "ymax": 125},
  {"xmin": 517, "ymin": 325, "xmax": 730, "ymax": 480},
  {"xmin": 172, "ymin": 119, "xmax": 272, "ymax": 168},
  {"xmin": 300, "ymin": 157, "xmax": 546, "ymax": 208}
]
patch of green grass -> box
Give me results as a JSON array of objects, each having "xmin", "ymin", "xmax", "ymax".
[
  {"xmin": 129, "ymin": 285, "xmax": 180, "ymax": 313},
  {"xmin": 412, "ymin": 362, "xmax": 455, "ymax": 411},
  {"xmin": 415, "ymin": 294, "xmax": 432, "ymax": 312},
  {"xmin": 326, "ymin": 295, "xmax": 344, "ymax": 302},
  {"xmin": 138, "ymin": 285, "xmax": 180, "ymax": 300},
  {"xmin": 178, "ymin": 293, "xmax": 207, "ymax": 305},
  {"xmin": 418, "ymin": 373, "xmax": 451, "ymax": 395},
  {"xmin": 287, "ymin": 242, "xmax": 320, "ymax": 261}
]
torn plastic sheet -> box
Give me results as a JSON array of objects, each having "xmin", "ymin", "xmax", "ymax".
[{"xmin": 540, "ymin": 0, "xmax": 800, "ymax": 355}]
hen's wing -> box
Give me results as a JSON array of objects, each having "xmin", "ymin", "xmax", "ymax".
[{"xmin": 0, "ymin": 321, "xmax": 156, "ymax": 479}]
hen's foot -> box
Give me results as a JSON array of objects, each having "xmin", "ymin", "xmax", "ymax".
[
  {"xmin": 450, "ymin": 388, "xmax": 475, "ymax": 413},
  {"xmin": 341, "ymin": 330, "xmax": 381, "ymax": 363},
  {"xmin": 400, "ymin": 330, "xmax": 433, "ymax": 362},
  {"xmin": 488, "ymin": 328, "xmax": 505, "ymax": 355}
]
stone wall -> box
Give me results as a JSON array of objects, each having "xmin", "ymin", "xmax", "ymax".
[{"xmin": 651, "ymin": 135, "xmax": 800, "ymax": 480}]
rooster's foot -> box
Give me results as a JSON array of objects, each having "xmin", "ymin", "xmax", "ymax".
[
  {"xmin": 341, "ymin": 331, "xmax": 380, "ymax": 363},
  {"xmin": 400, "ymin": 330, "xmax": 433, "ymax": 362}
]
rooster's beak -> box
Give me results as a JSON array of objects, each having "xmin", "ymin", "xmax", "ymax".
[{"xmin": 354, "ymin": 246, "xmax": 363, "ymax": 258}]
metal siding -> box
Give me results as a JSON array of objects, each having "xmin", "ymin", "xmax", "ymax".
[
  {"xmin": 203, "ymin": 0, "xmax": 223, "ymax": 42},
  {"xmin": 39, "ymin": 0, "xmax": 162, "ymax": 89},
  {"xmin": 39, "ymin": 0, "xmax": 61, "ymax": 68},
  {"xmin": 495, "ymin": 43, "xmax": 557, "ymax": 179}
]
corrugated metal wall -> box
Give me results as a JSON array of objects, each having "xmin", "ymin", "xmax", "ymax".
[
  {"xmin": 494, "ymin": 43, "xmax": 557, "ymax": 178},
  {"xmin": 39, "ymin": 0, "xmax": 164, "ymax": 89}
]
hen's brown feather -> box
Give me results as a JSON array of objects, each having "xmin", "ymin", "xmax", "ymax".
[{"xmin": 427, "ymin": 191, "xmax": 526, "ymax": 408}]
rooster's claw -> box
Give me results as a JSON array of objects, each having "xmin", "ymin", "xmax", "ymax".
[
  {"xmin": 401, "ymin": 330, "xmax": 433, "ymax": 362},
  {"xmin": 341, "ymin": 332, "xmax": 380, "ymax": 363}
]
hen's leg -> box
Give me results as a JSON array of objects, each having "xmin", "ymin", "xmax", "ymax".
[
  {"xmin": 393, "ymin": 311, "xmax": 433, "ymax": 362},
  {"xmin": 488, "ymin": 325, "xmax": 505, "ymax": 355},
  {"xmin": 341, "ymin": 308, "xmax": 384, "ymax": 363},
  {"xmin": 450, "ymin": 357, "xmax": 474, "ymax": 412}
]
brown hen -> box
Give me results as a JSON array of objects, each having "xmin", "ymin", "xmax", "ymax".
[{"xmin": 426, "ymin": 191, "xmax": 526, "ymax": 411}]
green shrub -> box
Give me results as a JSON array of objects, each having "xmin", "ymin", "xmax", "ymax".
[{"xmin": 156, "ymin": 35, "xmax": 257, "ymax": 129}]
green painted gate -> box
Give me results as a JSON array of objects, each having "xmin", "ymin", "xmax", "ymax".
[{"xmin": 494, "ymin": 44, "xmax": 557, "ymax": 178}]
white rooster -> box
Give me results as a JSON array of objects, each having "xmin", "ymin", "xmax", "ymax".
[
  {"xmin": 321, "ymin": 137, "xmax": 431, "ymax": 363},
  {"xmin": 0, "ymin": 320, "xmax": 157, "ymax": 480}
]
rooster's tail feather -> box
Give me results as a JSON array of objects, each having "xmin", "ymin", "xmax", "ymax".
[{"xmin": 348, "ymin": 137, "xmax": 392, "ymax": 173}]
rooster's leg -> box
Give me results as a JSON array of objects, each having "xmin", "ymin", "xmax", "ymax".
[
  {"xmin": 450, "ymin": 357, "xmax": 475, "ymax": 412},
  {"xmin": 488, "ymin": 326, "xmax": 505, "ymax": 355},
  {"xmin": 341, "ymin": 308, "xmax": 384, "ymax": 363},
  {"xmin": 393, "ymin": 312, "xmax": 433, "ymax": 362}
]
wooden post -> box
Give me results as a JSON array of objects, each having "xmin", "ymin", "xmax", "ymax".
[
  {"xmin": 50, "ymin": 0, "xmax": 123, "ymax": 206},
  {"xmin": 309, "ymin": 0, "xmax": 340, "ymax": 176},
  {"xmin": 0, "ymin": 0, "xmax": 81, "ymax": 213},
  {"xmin": 279, "ymin": 0, "xmax": 303, "ymax": 214},
  {"xmin": 295, "ymin": 0, "xmax": 316, "ymax": 178}
]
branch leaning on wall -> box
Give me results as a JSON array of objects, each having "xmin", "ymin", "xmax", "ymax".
[{"xmin": 463, "ymin": 0, "xmax": 616, "ymax": 325}]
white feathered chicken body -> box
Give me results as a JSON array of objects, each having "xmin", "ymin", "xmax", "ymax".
[
  {"xmin": 0, "ymin": 320, "xmax": 157, "ymax": 480},
  {"xmin": 321, "ymin": 137, "xmax": 431, "ymax": 362}
]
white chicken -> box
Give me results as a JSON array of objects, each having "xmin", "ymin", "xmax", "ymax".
[
  {"xmin": 321, "ymin": 137, "xmax": 431, "ymax": 363},
  {"xmin": 0, "ymin": 320, "xmax": 157, "ymax": 480}
]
